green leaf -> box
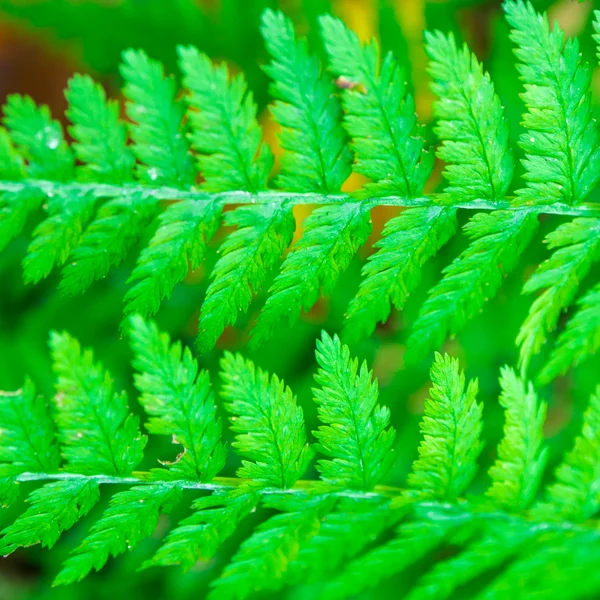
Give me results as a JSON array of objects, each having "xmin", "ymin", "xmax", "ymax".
[
  {"xmin": 178, "ymin": 45, "xmax": 272, "ymax": 193},
  {"xmin": 197, "ymin": 202, "xmax": 295, "ymax": 353},
  {"xmin": 539, "ymin": 386, "xmax": 600, "ymax": 521},
  {"xmin": 486, "ymin": 368, "xmax": 547, "ymax": 512},
  {"xmin": 425, "ymin": 30, "xmax": 513, "ymax": 201},
  {"xmin": 0, "ymin": 189, "xmax": 43, "ymax": 252},
  {"xmin": 517, "ymin": 218, "xmax": 600, "ymax": 373},
  {"xmin": 319, "ymin": 15, "xmax": 432, "ymax": 198},
  {"xmin": 124, "ymin": 198, "xmax": 222, "ymax": 317},
  {"xmin": 0, "ymin": 479, "xmax": 100, "ymax": 555},
  {"xmin": 313, "ymin": 332, "xmax": 396, "ymax": 490},
  {"xmin": 344, "ymin": 206, "xmax": 457, "ymax": 342},
  {"xmin": 65, "ymin": 73, "xmax": 133, "ymax": 184},
  {"xmin": 3, "ymin": 94, "xmax": 74, "ymax": 181},
  {"xmin": 261, "ymin": 9, "xmax": 351, "ymax": 193},
  {"xmin": 59, "ymin": 192, "xmax": 158, "ymax": 296},
  {"xmin": 49, "ymin": 331, "xmax": 146, "ymax": 476},
  {"xmin": 145, "ymin": 488, "xmax": 257, "ymax": 571},
  {"xmin": 55, "ymin": 483, "xmax": 182, "ymax": 586},
  {"xmin": 209, "ymin": 494, "xmax": 332, "ymax": 600},
  {"xmin": 539, "ymin": 281, "xmax": 600, "ymax": 384},
  {"xmin": 407, "ymin": 353, "xmax": 483, "ymax": 501},
  {"xmin": 406, "ymin": 209, "xmax": 538, "ymax": 365},
  {"xmin": 0, "ymin": 378, "xmax": 60, "ymax": 475},
  {"xmin": 120, "ymin": 49, "xmax": 195, "ymax": 188},
  {"xmin": 129, "ymin": 315, "xmax": 226, "ymax": 481},
  {"xmin": 505, "ymin": 0, "xmax": 600, "ymax": 205},
  {"xmin": 23, "ymin": 189, "xmax": 96, "ymax": 283},
  {"xmin": 219, "ymin": 352, "xmax": 313, "ymax": 489},
  {"xmin": 252, "ymin": 202, "xmax": 371, "ymax": 346}
]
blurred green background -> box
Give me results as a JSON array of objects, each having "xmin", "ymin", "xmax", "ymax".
[{"xmin": 0, "ymin": 0, "xmax": 599, "ymax": 598}]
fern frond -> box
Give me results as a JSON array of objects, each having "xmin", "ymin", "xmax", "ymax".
[
  {"xmin": 59, "ymin": 192, "xmax": 157, "ymax": 296},
  {"xmin": 539, "ymin": 386, "xmax": 600, "ymax": 521},
  {"xmin": 124, "ymin": 197, "xmax": 222, "ymax": 317},
  {"xmin": 539, "ymin": 281, "xmax": 600, "ymax": 384},
  {"xmin": 425, "ymin": 30, "xmax": 513, "ymax": 202},
  {"xmin": 128, "ymin": 315, "xmax": 226, "ymax": 481},
  {"xmin": 120, "ymin": 48, "xmax": 195, "ymax": 187},
  {"xmin": 145, "ymin": 488, "xmax": 257, "ymax": 571},
  {"xmin": 0, "ymin": 127, "xmax": 24, "ymax": 180},
  {"xmin": 505, "ymin": 0, "xmax": 600, "ymax": 206},
  {"xmin": 0, "ymin": 379, "xmax": 60, "ymax": 475},
  {"xmin": 55, "ymin": 483, "xmax": 182, "ymax": 585},
  {"xmin": 283, "ymin": 496, "xmax": 393, "ymax": 585},
  {"xmin": 517, "ymin": 218, "xmax": 600, "ymax": 372},
  {"xmin": 219, "ymin": 352, "xmax": 313, "ymax": 488},
  {"xmin": 323, "ymin": 507, "xmax": 473, "ymax": 600},
  {"xmin": 406, "ymin": 209, "xmax": 538, "ymax": 364},
  {"xmin": 178, "ymin": 45, "xmax": 272, "ymax": 192},
  {"xmin": 65, "ymin": 74, "xmax": 134, "ymax": 184},
  {"xmin": 3, "ymin": 94, "xmax": 74, "ymax": 181},
  {"xmin": 407, "ymin": 353, "xmax": 483, "ymax": 501},
  {"xmin": 261, "ymin": 9, "xmax": 351, "ymax": 193},
  {"xmin": 0, "ymin": 479, "xmax": 100, "ymax": 555},
  {"xmin": 22, "ymin": 189, "xmax": 97, "ymax": 283},
  {"xmin": 486, "ymin": 368, "xmax": 547, "ymax": 511},
  {"xmin": 209, "ymin": 494, "xmax": 332, "ymax": 600},
  {"xmin": 49, "ymin": 331, "xmax": 146, "ymax": 476},
  {"xmin": 319, "ymin": 15, "xmax": 432, "ymax": 198},
  {"xmin": 405, "ymin": 519, "xmax": 538, "ymax": 600},
  {"xmin": 252, "ymin": 202, "xmax": 371, "ymax": 345},
  {"xmin": 344, "ymin": 206, "xmax": 457, "ymax": 341},
  {"xmin": 313, "ymin": 332, "xmax": 395, "ymax": 490},
  {"xmin": 197, "ymin": 201, "xmax": 295, "ymax": 352}
]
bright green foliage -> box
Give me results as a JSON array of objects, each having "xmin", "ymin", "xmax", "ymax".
[
  {"xmin": 344, "ymin": 206, "xmax": 457, "ymax": 341},
  {"xmin": 0, "ymin": 127, "xmax": 24, "ymax": 179},
  {"xmin": 313, "ymin": 332, "xmax": 395, "ymax": 490},
  {"xmin": 121, "ymin": 48, "xmax": 195, "ymax": 188},
  {"xmin": 125, "ymin": 198, "xmax": 222, "ymax": 316},
  {"xmin": 477, "ymin": 529, "xmax": 600, "ymax": 600},
  {"xmin": 146, "ymin": 489, "xmax": 257, "ymax": 571},
  {"xmin": 219, "ymin": 352, "xmax": 313, "ymax": 488},
  {"xmin": 284, "ymin": 496, "xmax": 394, "ymax": 585},
  {"xmin": 198, "ymin": 202, "xmax": 295, "ymax": 352},
  {"xmin": 261, "ymin": 9, "xmax": 351, "ymax": 193},
  {"xmin": 324, "ymin": 508, "xmax": 473, "ymax": 600},
  {"xmin": 1, "ymin": 322, "xmax": 600, "ymax": 595},
  {"xmin": 540, "ymin": 282, "xmax": 600, "ymax": 383},
  {"xmin": 487, "ymin": 368, "xmax": 547, "ymax": 512},
  {"xmin": 0, "ymin": 189, "xmax": 42, "ymax": 252},
  {"xmin": 129, "ymin": 315, "xmax": 226, "ymax": 481},
  {"xmin": 0, "ymin": 379, "xmax": 60, "ymax": 475},
  {"xmin": 209, "ymin": 494, "xmax": 332, "ymax": 600},
  {"xmin": 405, "ymin": 520, "xmax": 538, "ymax": 600},
  {"xmin": 406, "ymin": 209, "xmax": 538, "ymax": 364},
  {"xmin": 0, "ymin": 479, "xmax": 100, "ymax": 555},
  {"xmin": 55, "ymin": 484, "xmax": 182, "ymax": 585},
  {"xmin": 0, "ymin": 3, "xmax": 598, "ymax": 366},
  {"xmin": 65, "ymin": 74, "xmax": 134, "ymax": 184},
  {"xmin": 407, "ymin": 353, "xmax": 483, "ymax": 501},
  {"xmin": 319, "ymin": 15, "xmax": 432, "ymax": 198},
  {"xmin": 517, "ymin": 218, "xmax": 600, "ymax": 372},
  {"xmin": 49, "ymin": 331, "xmax": 146, "ymax": 476},
  {"xmin": 59, "ymin": 192, "xmax": 157, "ymax": 295},
  {"xmin": 23, "ymin": 189, "xmax": 97, "ymax": 283},
  {"xmin": 540, "ymin": 387, "xmax": 600, "ymax": 521},
  {"xmin": 505, "ymin": 0, "xmax": 600, "ymax": 206},
  {"xmin": 3, "ymin": 94, "xmax": 74, "ymax": 181},
  {"xmin": 178, "ymin": 45, "xmax": 272, "ymax": 193},
  {"xmin": 425, "ymin": 30, "xmax": 513, "ymax": 202},
  {"xmin": 252, "ymin": 202, "xmax": 371, "ymax": 346}
]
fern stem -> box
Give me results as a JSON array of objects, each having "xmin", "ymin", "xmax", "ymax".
[{"xmin": 3, "ymin": 180, "xmax": 600, "ymax": 216}]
